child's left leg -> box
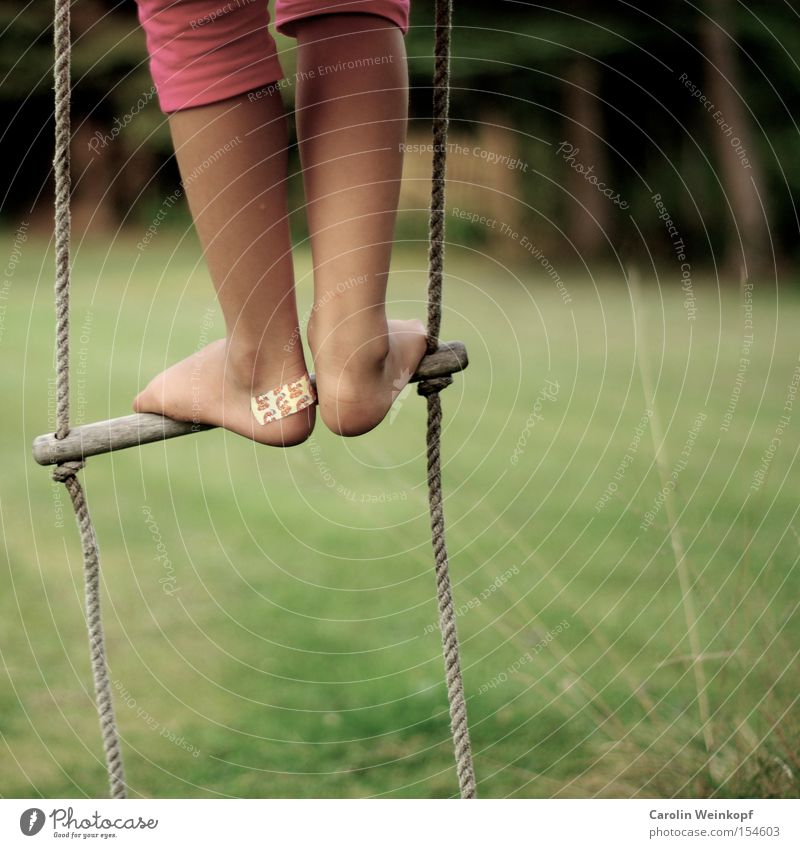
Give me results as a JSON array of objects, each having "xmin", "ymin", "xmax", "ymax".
[{"xmin": 132, "ymin": 0, "xmax": 314, "ymax": 446}]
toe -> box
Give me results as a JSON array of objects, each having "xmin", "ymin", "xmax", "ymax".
[
  {"xmin": 132, "ymin": 381, "xmax": 159, "ymax": 414},
  {"xmin": 404, "ymin": 319, "xmax": 429, "ymax": 363}
]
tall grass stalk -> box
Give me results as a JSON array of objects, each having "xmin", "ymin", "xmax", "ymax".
[{"xmin": 629, "ymin": 268, "xmax": 715, "ymax": 765}]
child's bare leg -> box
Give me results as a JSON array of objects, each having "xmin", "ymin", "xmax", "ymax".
[
  {"xmin": 133, "ymin": 88, "xmax": 314, "ymax": 446},
  {"xmin": 293, "ymin": 13, "xmax": 427, "ymax": 436}
]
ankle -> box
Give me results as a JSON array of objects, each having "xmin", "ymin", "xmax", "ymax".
[
  {"xmin": 224, "ymin": 337, "xmax": 307, "ymax": 392},
  {"xmin": 308, "ymin": 315, "xmax": 390, "ymax": 374}
]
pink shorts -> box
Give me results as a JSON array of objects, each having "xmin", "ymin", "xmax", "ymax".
[{"xmin": 136, "ymin": 0, "xmax": 410, "ymax": 112}]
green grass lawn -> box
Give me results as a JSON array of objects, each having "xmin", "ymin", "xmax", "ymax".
[{"xmin": 1, "ymin": 228, "xmax": 798, "ymax": 798}]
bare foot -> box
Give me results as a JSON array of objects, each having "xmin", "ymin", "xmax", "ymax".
[
  {"xmin": 133, "ymin": 339, "xmax": 315, "ymax": 446},
  {"xmin": 310, "ymin": 318, "xmax": 428, "ymax": 437}
]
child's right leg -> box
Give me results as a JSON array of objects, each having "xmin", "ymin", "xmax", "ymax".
[{"xmin": 287, "ymin": 10, "xmax": 428, "ymax": 437}]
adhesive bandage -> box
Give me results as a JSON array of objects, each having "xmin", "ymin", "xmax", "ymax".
[{"xmin": 251, "ymin": 374, "xmax": 316, "ymax": 425}]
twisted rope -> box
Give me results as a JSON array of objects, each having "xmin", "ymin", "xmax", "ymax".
[
  {"xmin": 52, "ymin": 0, "xmax": 127, "ymax": 799},
  {"xmin": 425, "ymin": 0, "xmax": 452, "ymax": 353},
  {"xmin": 418, "ymin": 0, "xmax": 477, "ymax": 799},
  {"xmin": 52, "ymin": 464, "xmax": 127, "ymax": 798},
  {"xmin": 53, "ymin": 0, "xmax": 70, "ymax": 440}
]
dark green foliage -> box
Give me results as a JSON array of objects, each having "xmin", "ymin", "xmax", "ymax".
[{"xmin": 1, "ymin": 1, "xmax": 798, "ymax": 264}]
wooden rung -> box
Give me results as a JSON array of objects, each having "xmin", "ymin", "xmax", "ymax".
[{"xmin": 32, "ymin": 340, "xmax": 468, "ymax": 466}]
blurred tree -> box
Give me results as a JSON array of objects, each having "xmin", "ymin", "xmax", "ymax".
[
  {"xmin": 700, "ymin": 0, "xmax": 770, "ymax": 275},
  {"xmin": 0, "ymin": 0, "xmax": 170, "ymax": 230},
  {"xmin": 562, "ymin": 56, "xmax": 611, "ymax": 261}
]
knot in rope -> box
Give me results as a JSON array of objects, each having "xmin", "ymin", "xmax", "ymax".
[
  {"xmin": 52, "ymin": 460, "xmax": 85, "ymax": 483},
  {"xmin": 417, "ymin": 376, "xmax": 453, "ymax": 397}
]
